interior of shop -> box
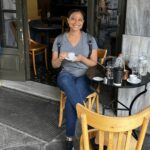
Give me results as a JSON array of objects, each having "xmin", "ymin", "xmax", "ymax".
[{"xmin": 27, "ymin": 0, "xmax": 120, "ymax": 86}]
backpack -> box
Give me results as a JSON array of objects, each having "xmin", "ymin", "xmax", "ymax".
[{"xmin": 57, "ymin": 33, "xmax": 93, "ymax": 58}]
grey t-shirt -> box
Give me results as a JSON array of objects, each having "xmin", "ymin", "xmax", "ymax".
[{"xmin": 52, "ymin": 32, "xmax": 98, "ymax": 77}]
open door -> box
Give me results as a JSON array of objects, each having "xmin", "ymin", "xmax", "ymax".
[{"xmin": 0, "ymin": 0, "xmax": 30, "ymax": 80}]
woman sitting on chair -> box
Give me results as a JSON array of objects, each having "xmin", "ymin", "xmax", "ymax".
[{"xmin": 52, "ymin": 9, "xmax": 98, "ymax": 150}]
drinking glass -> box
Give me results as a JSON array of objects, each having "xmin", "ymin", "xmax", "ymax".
[
  {"xmin": 131, "ymin": 64, "xmax": 138, "ymax": 75},
  {"xmin": 106, "ymin": 62, "xmax": 114, "ymax": 80}
]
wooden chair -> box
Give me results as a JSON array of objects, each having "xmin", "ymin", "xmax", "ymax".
[
  {"xmin": 29, "ymin": 39, "xmax": 48, "ymax": 76},
  {"xmin": 58, "ymin": 91, "xmax": 99, "ymax": 127},
  {"xmin": 28, "ymin": 20, "xmax": 48, "ymax": 76},
  {"xmin": 61, "ymin": 16, "xmax": 69, "ymax": 33},
  {"xmin": 76, "ymin": 103, "xmax": 150, "ymax": 150},
  {"xmin": 10, "ymin": 20, "xmax": 48, "ymax": 76}
]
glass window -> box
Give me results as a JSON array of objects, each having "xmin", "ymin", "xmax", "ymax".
[
  {"xmin": 1, "ymin": 0, "xmax": 17, "ymax": 48},
  {"xmin": 2, "ymin": 0, "xmax": 16, "ymax": 10}
]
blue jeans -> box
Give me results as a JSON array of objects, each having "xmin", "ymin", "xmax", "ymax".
[{"xmin": 57, "ymin": 71, "xmax": 92, "ymax": 137}]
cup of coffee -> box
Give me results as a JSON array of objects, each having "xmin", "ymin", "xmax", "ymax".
[
  {"xmin": 68, "ymin": 52, "xmax": 75, "ymax": 60},
  {"xmin": 129, "ymin": 74, "xmax": 138, "ymax": 82}
]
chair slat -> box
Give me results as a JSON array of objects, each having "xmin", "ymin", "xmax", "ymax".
[
  {"xmin": 136, "ymin": 117, "xmax": 149, "ymax": 150},
  {"xmin": 117, "ymin": 132, "xmax": 124, "ymax": 150},
  {"xmin": 108, "ymin": 132, "xmax": 114, "ymax": 150},
  {"xmin": 99, "ymin": 131, "xmax": 104, "ymax": 150},
  {"xmin": 81, "ymin": 114, "xmax": 90, "ymax": 150},
  {"xmin": 125, "ymin": 130, "xmax": 132, "ymax": 150}
]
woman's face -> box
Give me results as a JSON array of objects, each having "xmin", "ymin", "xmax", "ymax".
[{"xmin": 67, "ymin": 11, "xmax": 84, "ymax": 31}]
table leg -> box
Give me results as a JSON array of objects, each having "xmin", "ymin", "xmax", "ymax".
[{"xmin": 129, "ymin": 85, "xmax": 147, "ymax": 115}]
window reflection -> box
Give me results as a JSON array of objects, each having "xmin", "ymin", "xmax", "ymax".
[
  {"xmin": 2, "ymin": 0, "xmax": 16, "ymax": 10},
  {"xmin": 2, "ymin": 0, "xmax": 17, "ymax": 47}
]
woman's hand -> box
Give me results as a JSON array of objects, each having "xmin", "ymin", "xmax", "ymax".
[
  {"xmin": 75, "ymin": 50, "xmax": 97, "ymax": 67},
  {"xmin": 59, "ymin": 52, "xmax": 68, "ymax": 61},
  {"xmin": 75, "ymin": 54, "xmax": 83, "ymax": 62}
]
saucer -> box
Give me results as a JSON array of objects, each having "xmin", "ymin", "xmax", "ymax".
[
  {"xmin": 92, "ymin": 76, "xmax": 103, "ymax": 81},
  {"xmin": 127, "ymin": 78, "xmax": 141, "ymax": 84},
  {"xmin": 65, "ymin": 56, "xmax": 76, "ymax": 61}
]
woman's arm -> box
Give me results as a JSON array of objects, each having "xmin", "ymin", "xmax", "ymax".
[{"xmin": 75, "ymin": 49, "xmax": 97, "ymax": 67}]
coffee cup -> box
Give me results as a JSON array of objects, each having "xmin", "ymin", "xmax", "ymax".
[
  {"xmin": 68, "ymin": 52, "xmax": 75, "ymax": 60},
  {"xmin": 129, "ymin": 74, "xmax": 138, "ymax": 82}
]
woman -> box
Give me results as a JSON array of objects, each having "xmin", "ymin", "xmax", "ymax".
[{"xmin": 52, "ymin": 9, "xmax": 98, "ymax": 150}]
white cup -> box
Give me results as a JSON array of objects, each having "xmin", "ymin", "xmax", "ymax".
[
  {"xmin": 129, "ymin": 74, "xmax": 138, "ymax": 82},
  {"xmin": 68, "ymin": 52, "xmax": 75, "ymax": 60}
]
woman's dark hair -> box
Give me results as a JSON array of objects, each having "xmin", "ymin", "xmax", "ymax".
[{"xmin": 67, "ymin": 9, "xmax": 85, "ymax": 19}]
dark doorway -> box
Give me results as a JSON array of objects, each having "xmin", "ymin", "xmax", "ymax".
[
  {"xmin": 29, "ymin": 0, "xmax": 127, "ymax": 87},
  {"xmin": 94, "ymin": 0, "xmax": 127, "ymax": 56}
]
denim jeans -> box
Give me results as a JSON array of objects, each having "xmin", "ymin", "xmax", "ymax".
[{"xmin": 57, "ymin": 71, "xmax": 92, "ymax": 137}]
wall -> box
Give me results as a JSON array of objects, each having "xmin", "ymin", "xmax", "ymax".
[
  {"xmin": 27, "ymin": 0, "xmax": 40, "ymax": 20},
  {"xmin": 118, "ymin": 0, "xmax": 150, "ymax": 133}
]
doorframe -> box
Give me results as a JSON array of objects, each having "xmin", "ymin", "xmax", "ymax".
[
  {"xmin": 21, "ymin": 0, "xmax": 30, "ymax": 80},
  {"xmin": 116, "ymin": 0, "xmax": 127, "ymax": 54}
]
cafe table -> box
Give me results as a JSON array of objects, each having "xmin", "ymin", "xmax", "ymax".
[
  {"xmin": 31, "ymin": 23, "xmax": 61, "ymax": 44},
  {"xmin": 30, "ymin": 19, "xmax": 61, "ymax": 45},
  {"xmin": 86, "ymin": 65, "xmax": 150, "ymax": 116}
]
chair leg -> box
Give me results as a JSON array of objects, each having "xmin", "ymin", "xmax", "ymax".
[
  {"xmin": 32, "ymin": 52, "xmax": 37, "ymax": 76},
  {"xmin": 58, "ymin": 91, "xmax": 66, "ymax": 127},
  {"xmin": 96, "ymin": 94, "xmax": 100, "ymax": 113},
  {"xmin": 58, "ymin": 99, "xmax": 63, "ymax": 127},
  {"xmin": 44, "ymin": 48, "xmax": 48, "ymax": 70},
  {"xmin": 80, "ymin": 136, "xmax": 84, "ymax": 150}
]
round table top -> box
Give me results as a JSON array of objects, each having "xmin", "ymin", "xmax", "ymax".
[
  {"xmin": 31, "ymin": 24, "xmax": 61, "ymax": 31},
  {"xmin": 86, "ymin": 65, "xmax": 150, "ymax": 89}
]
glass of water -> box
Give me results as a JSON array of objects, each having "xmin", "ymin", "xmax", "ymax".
[{"xmin": 106, "ymin": 62, "xmax": 114, "ymax": 80}]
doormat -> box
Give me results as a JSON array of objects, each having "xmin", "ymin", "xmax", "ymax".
[{"xmin": 0, "ymin": 87, "xmax": 65, "ymax": 143}]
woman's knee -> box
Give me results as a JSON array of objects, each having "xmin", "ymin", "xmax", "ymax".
[{"xmin": 57, "ymin": 72, "xmax": 73, "ymax": 86}]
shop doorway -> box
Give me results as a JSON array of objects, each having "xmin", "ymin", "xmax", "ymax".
[
  {"xmin": 0, "ymin": 0, "xmax": 30, "ymax": 81},
  {"xmin": 94, "ymin": 0, "xmax": 127, "ymax": 56}
]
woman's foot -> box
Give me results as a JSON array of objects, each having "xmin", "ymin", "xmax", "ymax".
[
  {"xmin": 90, "ymin": 138, "xmax": 107, "ymax": 150},
  {"xmin": 65, "ymin": 137, "xmax": 74, "ymax": 150}
]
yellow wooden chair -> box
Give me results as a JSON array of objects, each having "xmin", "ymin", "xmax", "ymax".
[
  {"xmin": 28, "ymin": 20, "xmax": 48, "ymax": 76},
  {"xmin": 76, "ymin": 103, "xmax": 150, "ymax": 150},
  {"xmin": 10, "ymin": 20, "xmax": 48, "ymax": 76},
  {"xmin": 58, "ymin": 91, "xmax": 99, "ymax": 127},
  {"xmin": 29, "ymin": 39, "xmax": 48, "ymax": 76}
]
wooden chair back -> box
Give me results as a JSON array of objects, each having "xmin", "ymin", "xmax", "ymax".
[
  {"xmin": 28, "ymin": 20, "xmax": 48, "ymax": 76},
  {"xmin": 97, "ymin": 48, "xmax": 107, "ymax": 64},
  {"xmin": 58, "ymin": 91, "xmax": 99, "ymax": 127},
  {"xmin": 84, "ymin": 92, "xmax": 100, "ymax": 113},
  {"xmin": 76, "ymin": 103, "xmax": 150, "ymax": 150}
]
